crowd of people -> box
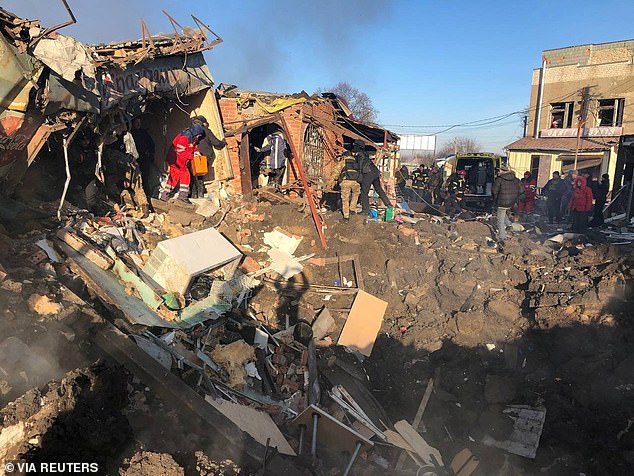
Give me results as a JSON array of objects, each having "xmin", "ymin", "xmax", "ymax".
[
  {"xmin": 374, "ymin": 159, "xmax": 610, "ymax": 243},
  {"xmin": 492, "ymin": 167, "xmax": 609, "ymax": 243}
]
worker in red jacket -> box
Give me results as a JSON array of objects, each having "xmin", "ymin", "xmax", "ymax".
[
  {"xmin": 158, "ymin": 123, "xmax": 205, "ymax": 202},
  {"xmin": 518, "ymin": 171, "xmax": 537, "ymax": 214},
  {"xmin": 569, "ymin": 175, "xmax": 593, "ymax": 233}
]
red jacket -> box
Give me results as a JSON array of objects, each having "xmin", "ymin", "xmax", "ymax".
[
  {"xmin": 569, "ymin": 176, "xmax": 593, "ymax": 212},
  {"xmin": 521, "ymin": 176, "xmax": 537, "ymax": 201}
]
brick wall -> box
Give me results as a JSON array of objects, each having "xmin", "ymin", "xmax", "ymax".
[
  {"xmin": 219, "ymin": 97, "xmax": 350, "ymax": 195},
  {"xmin": 218, "ymin": 98, "xmax": 243, "ymax": 194}
]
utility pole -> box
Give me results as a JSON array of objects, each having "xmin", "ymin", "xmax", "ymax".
[
  {"xmin": 522, "ymin": 115, "xmax": 528, "ymax": 137},
  {"xmin": 573, "ymin": 87, "xmax": 589, "ymax": 172}
]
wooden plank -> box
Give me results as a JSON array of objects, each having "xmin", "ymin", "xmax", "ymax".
[
  {"xmin": 352, "ymin": 255, "xmax": 364, "ymax": 291},
  {"xmin": 86, "ymin": 319, "xmax": 262, "ymax": 466},
  {"xmin": 206, "ymin": 397, "xmax": 296, "ymax": 456},
  {"xmin": 337, "ymin": 290, "xmax": 387, "ymax": 357},
  {"xmin": 293, "ymin": 404, "xmax": 373, "ymax": 454},
  {"xmin": 451, "ymin": 448, "xmax": 479, "ymax": 476},
  {"xmin": 396, "ymin": 378, "xmax": 434, "ymax": 470},
  {"xmin": 412, "ymin": 378, "xmax": 434, "ymax": 429},
  {"xmin": 394, "ymin": 420, "xmax": 444, "ymax": 467},
  {"xmin": 56, "ymin": 227, "xmax": 114, "ymax": 270}
]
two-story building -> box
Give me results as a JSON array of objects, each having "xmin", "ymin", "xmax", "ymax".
[{"xmin": 506, "ymin": 40, "xmax": 634, "ymax": 191}]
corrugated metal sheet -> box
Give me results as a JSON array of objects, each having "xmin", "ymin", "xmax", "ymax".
[
  {"xmin": 0, "ymin": 33, "xmax": 40, "ymax": 112},
  {"xmin": 101, "ymin": 52, "xmax": 214, "ymax": 110}
]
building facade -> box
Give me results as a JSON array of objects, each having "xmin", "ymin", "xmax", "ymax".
[
  {"xmin": 217, "ymin": 87, "xmax": 398, "ymax": 197},
  {"xmin": 506, "ymin": 40, "xmax": 634, "ymax": 191}
]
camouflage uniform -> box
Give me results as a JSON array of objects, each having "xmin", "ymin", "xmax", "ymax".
[{"xmin": 329, "ymin": 153, "xmax": 362, "ymax": 219}]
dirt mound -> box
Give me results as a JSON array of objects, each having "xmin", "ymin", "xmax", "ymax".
[
  {"xmin": 120, "ymin": 452, "xmax": 184, "ymax": 476},
  {"xmin": 0, "ymin": 361, "xmax": 132, "ymax": 471}
]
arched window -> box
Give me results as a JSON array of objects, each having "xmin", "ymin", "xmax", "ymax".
[{"xmin": 302, "ymin": 124, "xmax": 325, "ymax": 180}]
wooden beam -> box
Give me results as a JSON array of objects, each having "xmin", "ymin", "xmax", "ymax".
[{"xmin": 56, "ymin": 228, "xmax": 114, "ymax": 270}]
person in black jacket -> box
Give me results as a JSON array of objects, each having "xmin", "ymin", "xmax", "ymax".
[
  {"xmin": 131, "ymin": 117, "xmax": 156, "ymax": 197},
  {"xmin": 395, "ymin": 165, "xmax": 410, "ymax": 202},
  {"xmin": 443, "ymin": 169, "xmax": 467, "ymax": 215},
  {"xmin": 542, "ymin": 171, "xmax": 566, "ymax": 223},
  {"xmin": 355, "ymin": 140, "xmax": 392, "ymax": 214},
  {"xmin": 590, "ymin": 173, "xmax": 609, "ymax": 227},
  {"xmin": 190, "ymin": 116, "xmax": 227, "ymax": 197},
  {"xmin": 492, "ymin": 166, "xmax": 522, "ymax": 242}
]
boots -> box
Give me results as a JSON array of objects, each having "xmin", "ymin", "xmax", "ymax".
[
  {"xmin": 177, "ymin": 186, "xmax": 190, "ymax": 203},
  {"xmin": 158, "ymin": 183, "xmax": 172, "ymax": 201}
]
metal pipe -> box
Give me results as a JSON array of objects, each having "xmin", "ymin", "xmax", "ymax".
[
  {"xmin": 534, "ymin": 58, "xmax": 547, "ymax": 139},
  {"xmin": 30, "ymin": 0, "xmax": 77, "ymax": 48},
  {"xmin": 298, "ymin": 425, "xmax": 305, "ymax": 455},
  {"xmin": 311, "ymin": 413, "xmax": 319, "ymax": 456},
  {"xmin": 342, "ymin": 441, "xmax": 362, "ymax": 476},
  {"xmin": 57, "ymin": 137, "xmax": 71, "ymax": 221}
]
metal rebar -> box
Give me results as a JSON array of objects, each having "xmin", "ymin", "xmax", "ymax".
[
  {"xmin": 311, "ymin": 413, "xmax": 319, "ymax": 456},
  {"xmin": 298, "ymin": 424, "xmax": 305, "ymax": 455},
  {"xmin": 342, "ymin": 441, "xmax": 362, "ymax": 476}
]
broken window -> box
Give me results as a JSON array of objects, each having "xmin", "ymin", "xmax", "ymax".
[
  {"xmin": 597, "ymin": 98, "xmax": 625, "ymax": 127},
  {"xmin": 302, "ymin": 124, "xmax": 325, "ymax": 180},
  {"xmin": 549, "ymin": 102, "xmax": 574, "ymax": 128}
]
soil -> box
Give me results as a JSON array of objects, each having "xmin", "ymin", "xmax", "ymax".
[
  {"xmin": 1, "ymin": 191, "xmax": 633, "ymax": 475},
  {"xmin": 220, "ymin": 199, "xmax": 634, "ymax": 475}
]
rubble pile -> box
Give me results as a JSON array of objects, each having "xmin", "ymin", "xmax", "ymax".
[{"xmin": 1, "ymin": 189, "xmax": 634, "ymax": 474}]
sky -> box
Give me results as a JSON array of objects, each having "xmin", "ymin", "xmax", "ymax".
[{"xmin": 4, "ymin": 0, "xmax": 634, "ymax": 154}]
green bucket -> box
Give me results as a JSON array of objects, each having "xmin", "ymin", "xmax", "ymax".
[{"xmin": 385, "ymin": 207, "xmax": 395, "ymax": 221}]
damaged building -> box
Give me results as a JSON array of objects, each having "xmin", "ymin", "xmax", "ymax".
[
  {"xmin": 216, "ymin": 86, "xmax": 399, "ymax": 199},
  {"xmin": 0, "ymin": 4, "xmax": 230, "ymax": 218},
  {"xmin": 1, "ymin": 4, "xmax": 634, "ymax": 476},
  {"xmin": 506, "ymin": 40, "xmax": 634, "ymax": 194}
]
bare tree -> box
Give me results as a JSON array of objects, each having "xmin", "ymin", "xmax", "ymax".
[
  {"xmin": 316, "ymin": 82, "xmax": 378, "ymax": 124},
  {"xmin": 435, "ymin": 136, "xmax": 482, "ymax": 158}
]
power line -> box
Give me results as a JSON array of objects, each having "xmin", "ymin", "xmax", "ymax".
[
  {"xmin": 378, "ymin": 86, "xmax": 589, "ymax": 135},
  {"xmin": 380, "ymin": 110, "xmax": 525, "ymax": 130}
]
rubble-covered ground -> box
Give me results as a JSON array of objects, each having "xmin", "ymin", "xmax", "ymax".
[
  {"xmin": 219, "ymin": 198, "xmax": 634, "ymax": 475},
  {"xmin": 1, "ymin": 189, "xmax": 633, "ymax": 475}
]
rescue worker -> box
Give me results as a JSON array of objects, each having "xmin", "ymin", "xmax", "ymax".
[
  {"xmin": 159, "ymin": 123, "xmax": 205, "ymax": 202},
  {"xmin": 256, "ymin": 132, "xmax": 288, "ymax": 189},
  {"xmin": 189, "ymin": 116, "xmax": 227, "ymax": 198},
  {"xmin": 492, "ymin": 165, "xmax": 522, "ymax": 242},
  {"xmin": 356, "ymin": 140, "xmax": 392, "ymax": 215},
  {"xmin": 395, "ymin": 165, "xmax": 410, "ymax": 202},
  {"xmin": 329, "ymin": 151, "xmax": 362, "ymax": 221},
  {"xmin": 429, "ymin": 164, "xmax": 443, "ymax": 205},
  {"xmin": 542, "ymin": 171, "xmax": 566, "ymax": 224},
  {"xmin": 410, "ymin": 164, "xmax": 430, "ymax": 202},
  {"xmin": 444, "ymin": 169, "xmax": 467, "ymax": 215},
  {"xmin": 518, "ymin": 171, "xmax": 537, "ymax": 214},
  {"xmin": 569, "ymin": 175, "xmax": 593, "ymax": 233}
]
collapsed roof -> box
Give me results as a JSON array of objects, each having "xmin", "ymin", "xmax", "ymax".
[
  {"xmin": 217, "ymin": 85, "xmax": 399, "ymax": 147},
  {"xmin": 0, "ymin": 5, "xmax": 222, "ymax": 190}
]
